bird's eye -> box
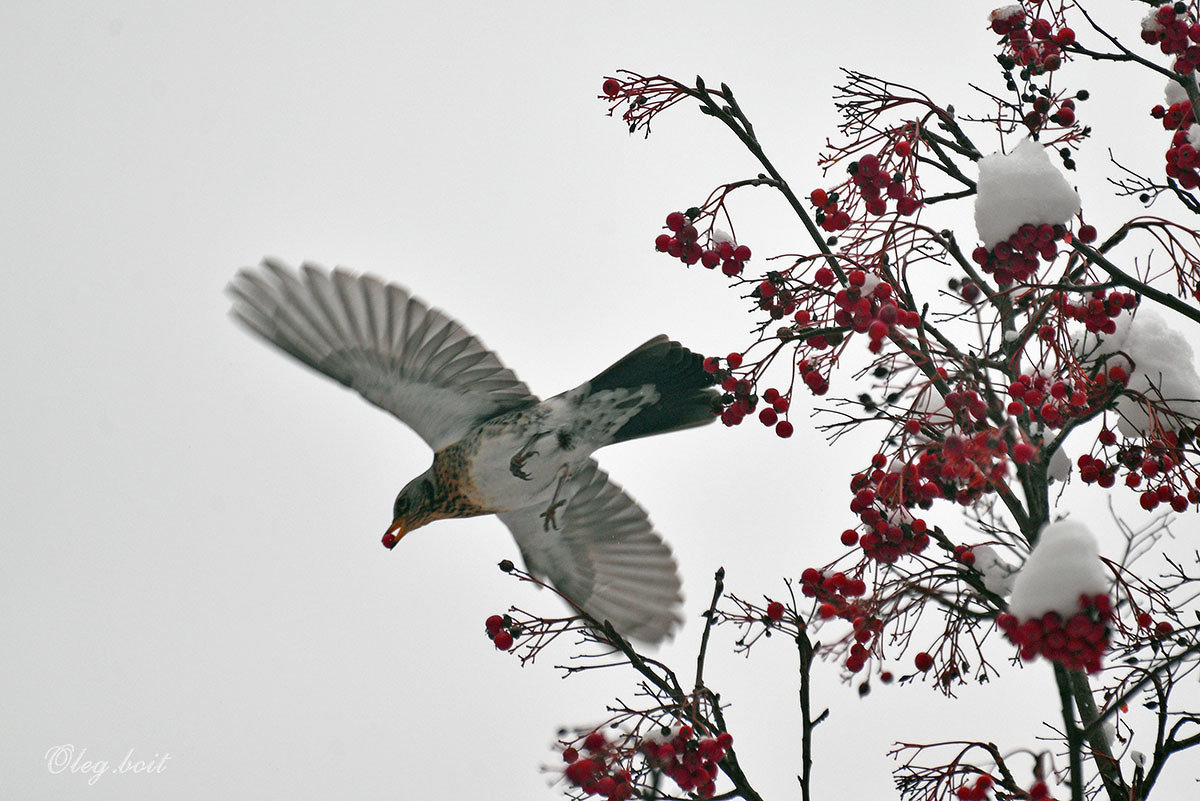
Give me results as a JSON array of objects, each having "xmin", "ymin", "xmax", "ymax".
[{"xmin": 393, "ymin": 495, "xmax": 408, "ymax": 518}]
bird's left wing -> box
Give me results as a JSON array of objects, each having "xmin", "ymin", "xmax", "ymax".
[
  {"xmin": 227, "ymin": 259, "xmax": 539, "ymax": 450},
  {"xmin": 498, "ymin": 459, "xmax": 684, "ymax": 644}
]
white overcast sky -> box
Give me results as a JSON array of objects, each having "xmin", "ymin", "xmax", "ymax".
[{"xmin": 2, "ymin": 2, "xmax": 1194, "ymax": 799}]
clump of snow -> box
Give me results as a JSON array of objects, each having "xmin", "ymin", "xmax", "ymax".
[
  {"xmin": 1009, "ymin": 519, "xmax": 1108, "ymax": 619},
  {"xmin": 860, "ymin": 273, "xmax": 881, "ymax": 297},
  {"xmin": 1078, "ymin": 306, "xmax": 1200, "ymax": 435},
  {"xmin": 1047, "ymin": 445, "xmax": 1071, "ymax": 482},
  {"xmin": 1188, "ymin": 125, "xmax": 1200, "ymax": 149},
  {"xmin": 1143, "ymin": 4, "xmax": 1169, "ymax": 34},
  {"xmin": 711, "ymin": 228, "xmax": 733, "ymax": 245},
  {"xmin": 990, "ymin": 5, "xmax": 1023, "ymax": 23},
  {"xmin": 974, "ymin": 139, "xmax": 1081, "ymax": 249},
  {"xmin": 1165, "ymin": 76, "xmax": 1191, "ymax": 107},
  {"xmin": 974, "ymin": 545, "xmax": 1017, "ymax": 597}
]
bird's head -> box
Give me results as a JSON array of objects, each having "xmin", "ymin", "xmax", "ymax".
[{"xmin": 381, "ymin": 469, "xmax": 442, "ymax": 549}]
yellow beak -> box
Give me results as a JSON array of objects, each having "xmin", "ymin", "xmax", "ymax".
[{"xmin": 381, "ymin": 518, "xmax": 407, "ymax": 550}]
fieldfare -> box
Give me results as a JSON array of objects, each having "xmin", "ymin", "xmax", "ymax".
[{"xmin": 227, "ymin": 260, "xmax": 718, "ymax": 643}]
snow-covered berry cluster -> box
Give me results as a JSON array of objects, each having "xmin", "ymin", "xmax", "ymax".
[
  {"xmin": 989, "ymin": 6, "xmax": 1074, "ymax": 75},
  {"xmin": 996, "ymin": 593, "xmax": 1113, "ymax": 673},
  {"xmin": 971, "ymin": 223, "xmax": 1070, "ymax": 286},
  {"xmin": 562, "ymin": 731, "xmax": 634, "ymax": 801},
  {"xmin": 955, "ymin": 774, "xmax": 996, "ymax": 801},
  {"xmin": 1141, "ymin": 2, "xmax": 1200, "ymax": 74},
  {"xmin": 485, "ymin": 613, "xmax": 519, "ymax": 651},
  {"xmin": 654, "ymin": 212, "xmax": 751, "ymax": 275},
  {"xmin": 847, "ymin": 154, "xmax": 921, "ymax": 217},
  {"xmin": 641, "ymin": 726, "xmax": 731, "ymax": 799}
]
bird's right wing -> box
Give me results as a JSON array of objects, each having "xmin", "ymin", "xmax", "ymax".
[
  {"xmin": 227, "ymin": 259, "xmax": 539, "ymax": 450},
  {"xmin": 498, "ymin": 459, "xmax": 684, "ymax": 644}
]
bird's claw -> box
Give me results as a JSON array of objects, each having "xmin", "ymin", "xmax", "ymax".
[
  {"xmin": 540, "ymin": 499, "xmax": 566, "ymax": 531},
  {"xmin": 510, "ymin": 451, "xmax": 537, "ymax": 481}
]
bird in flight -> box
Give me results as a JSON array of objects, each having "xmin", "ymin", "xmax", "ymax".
[{"xmin": 227, "ymin": 259, "xmax": 718, "ymax": 643}]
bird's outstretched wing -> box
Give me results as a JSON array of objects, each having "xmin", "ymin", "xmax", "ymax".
[
  {"xmin": 498, "ymin": 459, "xmax": 684, "ymax": 644},
  {"xmin": 228, "ymin": 259, "xmax": 538, "ymax": 450}
]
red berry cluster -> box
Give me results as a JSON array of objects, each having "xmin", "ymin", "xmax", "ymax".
[
  {"xmin": 654, "ymin": 212, "xmax": 751, "ymax": 275},
  {"xmin": 642, "ymin": 727, "xmax": 732, "ymax": 799},
  {"xmin": 800, "ymin": 568, "xmax": 881, "ymax": 672},
  {"xmin": 1151, "ymin": 99, "xmax": 1195, "ymax": 131},
  {"xmin": 1029, "ymin": 94, "xmax": 1078, "ymax": 129},
  {"xmin": 765, "ymin": 600, "xmax": 786, "ymax": 622},
  {"xmin": 754, "ymin": 273, "xmax": 797, "ymax": 320},
  {"xmin": 562, "ymin": 731, "xmax": 634, "ymax": 801},
  {"xmin": 971, "ymin": 223, "xmax": 1069, "ymax": 286},
  {"xmin": 706, "ymin": 360, "xmax": 794, "ymax": 436},
  {"xmin": 796, "ymin": 358, "xmax": 830, "ymax": 397},
  {"xmin": 846, "ymin": 472, "xmax": 934, "ymax": 562},
  {"xmin": 1053, "ymin": 285, "xmax": 1135, "ymax": 336},
  {"xmin": 484, "ymin": 613, "xmax": 518, "ymax": 651},
  {"xmin": 848, "ymin": 154, "xmax": 921, "ymax": 217},
  {"xmin": 1140, "ymin": 3, "xmax": 1200, "ymax": 74},
  {"xmin": 1005, "ymin": 373, "xmax": 1095, "ymax": 430},
  {"xmin": 1135, "ymin": 610, "xmax": 1176, "ymax": 637},
  {"xmin": 758, "ymin": 386, "xmax": 794, "ymax": 437},
  {"xmin": 1093, "ymin": 428, "xmax": 1200, "ymax": 511},
  {"xmin": 914, "ymin": 424, "xmax": 1020, "ymax": 506},
  {"xmin": 1167, "ymin": 124, "xmax": 1200, "ymax": 189},
  {"xmin": 810, "ymin": 188, "xmax": 851, "ymax": 232},
  {"xmin": 996, "ymin": 593, "xmax": 1113, "ymax": 673},
  {"xmin": 955, "ymin": 774, "xmax": 995, "ymax": 800},
  {"xmin": 827, "ymin": 269, "xmax": 920, "ymax": 354},
  {"xmin": 990, "ymin": 7, "xmax": 1073, "ymax": 74},
  {"xmin": 1150, "ymin": 99, "xmax": 1199, "ymax": 187}
]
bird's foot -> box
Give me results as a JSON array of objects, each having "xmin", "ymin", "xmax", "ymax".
[
  {"xmin": 510, "ymin": 430, "xmax": 551, "ymax": 481},
  {"xmin": 510, "ymin": 451, "xmax": 537, "ymax": 481},
  {"xmin": 540, "ymin": 499, "xmax": 566, "ymax": 531}
]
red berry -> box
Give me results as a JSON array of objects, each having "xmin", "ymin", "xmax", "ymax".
[
  {"xmin": 726, "ymin": 352, "xmax": 743, "ymax": 368},
  {"xmin": 766, "ymin": 601, "xmax": 785, "ymax": 621},
  {"xmin": 1013, "ymin": 442, "xmax": 1036, "ymax": 464},
  {"xmin": 655, "ymin": 233, "xmax": 674, "ymax": 252},
  {"xmin": 493, "ymin": 630, "xmax": 514, "ymax": 650},
  {"xmin": 602, "ymin": 78, "xmax": 621, "ymax": 98},
  {"xmin": 914, "ymin": 651, "xmax": 934, "ymax": 671},
  {"xmin": 811, "ymin": 188, "xmax": 828, "ymax": 207},
  {"xmin": 485, "ymin": 614, "xmax": 504, "ymax": 634},
  {"xmin": 775, "ymin": 420, "xmax": 794, "ymax": 438},
  {"xmin": 666, "ymin": 212, "xmax": 686, "ymax": 232},
  {"xmin": 1078, "ymin": 224, "xmax": 1097, "ymax": 243}
]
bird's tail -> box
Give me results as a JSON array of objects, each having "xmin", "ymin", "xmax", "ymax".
[{"xmin": 585, "ymin": 335, "xmax": 718, "ymax": 445}]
